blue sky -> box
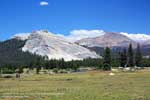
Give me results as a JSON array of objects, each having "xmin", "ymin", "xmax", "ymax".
[{"xmin": 0, "ymin": 0, "xmax": 150, "ymax": 40}]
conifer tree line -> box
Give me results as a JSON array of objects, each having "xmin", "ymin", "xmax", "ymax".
[
  {"xmin": 101, "ymin": 43, "xmax": 144, "ymax": 70},
  {"xmin": 119, "ymin": 43, "xmax": 143, "ymax": 68},
  {"xmin": 0, "ymin": 39, "xmax": 149, "ymax": 74}
]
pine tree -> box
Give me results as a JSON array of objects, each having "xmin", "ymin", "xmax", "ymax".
[
  {"xmin": 104, "ymin": 47, "xmax": 111, "ymax": 64},
  {"xmin": 135, "ymin": 43, "xmax": 142, "ymax": 67},
  {"xmin": 127, "ymin": 44, "xmax": 134, "ymax": 67},
  {"xmin": 59, "ymin": 58, "xmax": 65, "ymax": 69},
  {"xmin": 120, "ymin": 48, "xmax": 127, "ymax": 67},
  {"xmin": 103, "ymin": 47, "xmax": 111, "ymax": 70}
]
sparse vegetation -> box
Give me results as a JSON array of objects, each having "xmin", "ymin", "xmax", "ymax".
[{"xmin": 0, "ymin": 70, "xmax": 150, "ymax": 100}]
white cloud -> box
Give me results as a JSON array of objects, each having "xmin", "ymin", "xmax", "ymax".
[
  {"xmin": 40, "ymin": 1, "xmax": 49, "ymax": 6},
  {"xmin": 59, "ymin": 30, "xmax": 150, "ymax": 42},
  {"xmin": 58, "ymin": 30, "xmax": 105, "ymax": 42},
  {"xmin": 120, "ymin": 32, "xmax": 150, "ymax": 41}
]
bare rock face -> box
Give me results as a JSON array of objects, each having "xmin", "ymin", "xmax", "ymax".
[
  {"xmin": 22, "ymin": 30, "xmax": 100, "ymax": 61},
  {"xmin": 76, "ymin": 32, "xmax": 137, "ymax": 48},
  {"xmin": 12, "ymin": 33, "xmax": 30, "ymax": 40},
  {"xmin": 141, "ymin": 39, "xmax": 150, "ymax": 45}
]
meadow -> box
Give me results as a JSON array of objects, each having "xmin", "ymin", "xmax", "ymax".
[{"xmin": 0, "ymin": 70, "xmax": 150, "ymax": 100}]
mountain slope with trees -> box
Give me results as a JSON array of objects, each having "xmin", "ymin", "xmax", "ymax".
[{"xmin": 0, "ymin": 39, "xmax": 44, "ymax": 66}]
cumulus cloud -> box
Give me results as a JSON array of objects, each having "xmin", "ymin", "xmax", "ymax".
[
  {"xmin": 120, "ymin": 32, "xmax": 150, "ymax": 41},
  {"xmin": 59, "ymin": 30, "xmax": 150, "ymax": 42},
  {"xmin": 40, "ymin": 1, "xmax": 49, "ymax": 6},
  {"xmin": 59, "ymin": 30, "xmax": 105, "ymax": 42}
]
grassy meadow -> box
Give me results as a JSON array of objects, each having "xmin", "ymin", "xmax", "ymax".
[{"xmin": 0, "ymin": 70, "xmax": 150, "ymax": 100}]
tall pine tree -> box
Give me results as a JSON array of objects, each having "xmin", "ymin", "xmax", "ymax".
[
  {"xmin": 120, "ymin": 48, "xmax": 127, "ymax": 67},
  {"xmin": 104, "ymin": 47, "xmax": 111, "ymax": 64},
  {"xmin": 127, "ymin": 43, "xmax": 134, "ymax": 67},
  {"xmin": 103, "ymin": 47, "xmax": 111, "ymax": 70},
  {"xmin": 135, "ymin": 43, "xmax": 142, "ymax": 67}
]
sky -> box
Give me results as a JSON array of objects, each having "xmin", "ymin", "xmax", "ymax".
[{"xmin": 0, "ymin": 0, "xmax": 150, "ymax": 41}]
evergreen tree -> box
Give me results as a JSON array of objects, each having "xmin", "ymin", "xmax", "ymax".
[
  {"xmin": 104, "ymin": 47, "xmax": 111, "ymax": 64},
  {"xmin": 135, "ymin": 43, "xmax": 142, "ymax": 67},
  {"xmin": 103, "ymin": 47, "xmax": 111, "ymax": 70},
  {"xmin": 127, "ymin": 44, "xmax": 134, "ymax": 67},
  {"xmin": 120, "ymin": 48, "xmax": 127, "ymax": 67},
  {"xmin": 71, "ymin": 60, "xmax": 78, "ymax": 70},
  {"xmin": 58, "ymin": 58, "xmax": 66, "ymax": 69}
]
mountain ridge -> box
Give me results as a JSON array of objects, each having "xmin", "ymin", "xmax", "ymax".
[
  {"xmin": 76, "ymin": 32, "xmax": 137, "ymax": 48},
  {"xmin": 10, "ymin": 30, "xmax": 150, "ymax": 57},
  {"xmin": 21, "ymin": 30, "xmax": 100, "ymax": 61}
]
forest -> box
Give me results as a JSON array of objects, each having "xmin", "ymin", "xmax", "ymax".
[{"xmin": 0, "ymin": 39, "xmax": 149, "ymax": 74}]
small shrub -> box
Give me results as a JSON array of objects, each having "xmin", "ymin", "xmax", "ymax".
[
  {"xmin": 53, "ymin": 68, "xmax": 59, "ymax": 73},
  {"xmin": 59, "ymin": 70, "xmax": 67, "ymax": 73},
  {"xmin": 3, "ymin": 75, "xmax": 13, "ymax": 78},
  {"xmin": 41, "ymin": 70, "xmax": 48, "ymax": 74},
  {"xmin": 36, "ymin": 67, "xmax": 41, "ymax": 74},
  {"xmin": 102, "ymin": 64, "xmax": 111, "ymax": 71},
  {"xmin": 65, "ymin": 78, "xmax": 73, "ymax": 81},
  {"xmin": 15, "ymin": 67, "xmax": 23, "ymax": 74},
  {"xmin": 98, "ymin": 63, "xmax": 103, "ymax": 69}
]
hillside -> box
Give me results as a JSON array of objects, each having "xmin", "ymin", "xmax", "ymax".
[
  {"xmin": 76, "ymin": 32, "xmax": 137, "ymax": 48},
  {"xmin": 0, "ymin": 39, "xmax": 44, "ymax": 66},
  {"xmin": 76, "ymin": 32, "xmax": 150, "ymax": 56}
]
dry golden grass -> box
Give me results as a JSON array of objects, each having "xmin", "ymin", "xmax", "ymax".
[{"xmin": 0, "ymin": 70, "xmax": 150, "ymax": 100}]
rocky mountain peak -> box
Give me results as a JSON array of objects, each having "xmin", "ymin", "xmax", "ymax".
[
  {"xmin": 76, "ymin": 32, "xmax": 137, "ymax": 48},
  {"xmin": 22, "ymin": 30, "xmax": 100, "ymax": 61}
]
